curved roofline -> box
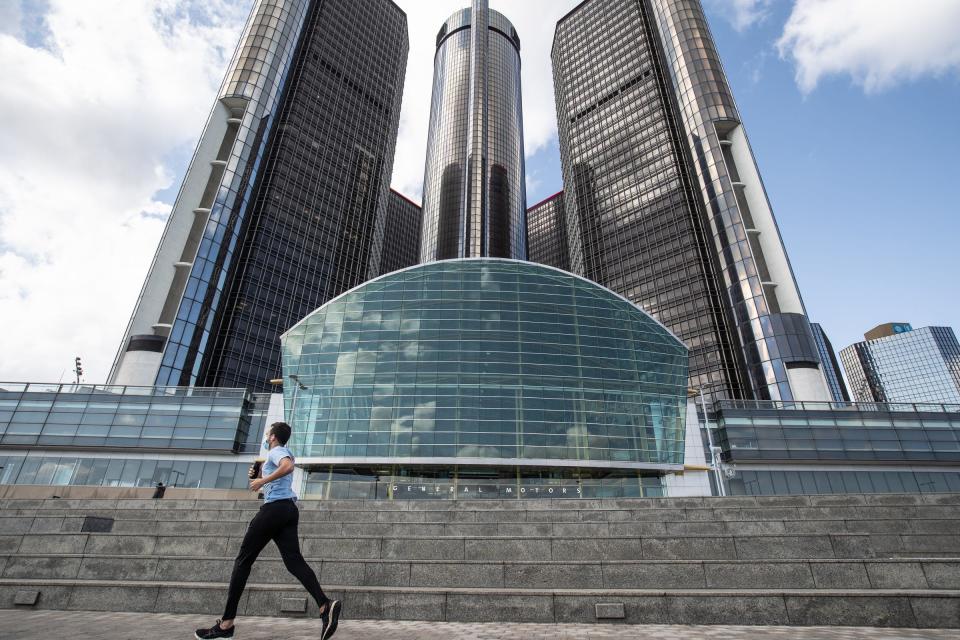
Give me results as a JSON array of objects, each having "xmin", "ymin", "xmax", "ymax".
[{"xmin": 281, "ymin": 258, "xmax": 685, "ymax": 348}]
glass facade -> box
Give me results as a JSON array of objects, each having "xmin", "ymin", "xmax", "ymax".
[
  {"xmin": 841, "ymin": 326, "xmax": 960, "ymax": 404},
  {"xmin": 0, "ymin": 454, "xmax": 251, "ymax": 490},
  {"xmin": 713, "ymin": 400, "xmax": 960, "ymax": 464},
  {"xmin": 379, "ymin": 190, "xmax": 423, "ymax": 275},
  {"xmin": 303, "ymin": 465, "xmax": 666, "ymax": 500},
  {"xmin": 553, "ymin": 0, "xmax": 827, "ymax": 402},
  {"xmin": 281, "ymin": 259, "xmax": 688, "ymax": 469},
  {"xmin": 419, "ymin": 1, "xmax": 527, "ymax": 262},
  {"xmin": 160, "ymin": 0, "xmax": 409, "ymax": 393},
  {"xmin": 730, "ymin": 469, "xmax": 960, "ymax": 497},
  {"xmin": 811, "ymin": 323, "xmax": 850, "ymax": 402},
  {"xmin": 0, "ymin": 383, "xmax": 262, "ymax": 452},
  {"xmin": 552, "ymin": 0, "xmax": 746, "ymax": 401},
  {"xmin": 526, "ymin": 191, "xmax": 570, "ymax": 271},
  {"xmin": 112, "ymin": 0, "xmax": 408, "ymax": 393},
  {"xmin": 648, "ymin": 0, "xmax": 827, "ymax": 401},
  {"xmin": 112, "ymin": 0, "xmax": 312, "ymax": 387}
]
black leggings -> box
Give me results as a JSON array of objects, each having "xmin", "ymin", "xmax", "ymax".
[{"xmin": 222, "ymin": 499, "xmax": 328, "ymax": 620}]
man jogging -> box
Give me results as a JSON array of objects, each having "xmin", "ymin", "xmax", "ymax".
[{"xmin": 195, "ymin": 421, "xmax": 342, "ymax": 639}]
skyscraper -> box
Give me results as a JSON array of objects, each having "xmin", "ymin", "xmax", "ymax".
[
  {"xmin": 526, "ymin": 191, "xmax": 570, "ymax": 271},
  {"xmin": 109, "ymin": 0, "xmax": 408, "ymax": 392},
  {"xmin": 840, "ymin": 324, "xmax": 960, "ymax": 404},
  {"xmin": 811, "ymin": 323, "xmax": 850, "ymax": 402},
  {"xmin": 419, "ymin": 0, "xmax": 526, "ymax": 262},
  {"xmin": 379, "ymin": 190, "xmax": 422, "ymax": 275},
  {"xmin": 551, "ymin": 0, "xmax": 830, "ymax": 402}
]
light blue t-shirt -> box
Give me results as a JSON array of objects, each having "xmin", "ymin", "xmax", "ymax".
[{"xmin": 262, "ymin": 445, "xmax": 297, "ymax": 503}]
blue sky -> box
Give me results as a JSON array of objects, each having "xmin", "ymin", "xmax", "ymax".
[{"xmin": 0, "ymin": 0, "xmax": 958, "ymax": 383}]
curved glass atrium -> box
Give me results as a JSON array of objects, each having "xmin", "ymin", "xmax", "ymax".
[{"xmin": 281, "ymin": 259, "xmax": 688, "ymax": 497}]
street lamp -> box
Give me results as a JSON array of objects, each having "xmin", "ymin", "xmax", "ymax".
[
  {"xmin": 288, "ymin": 374, "xmax": 308, "ymax": 428},
  {"xmin": 687, "ymin": 384, "xmax": 727, "ymax": 497}
]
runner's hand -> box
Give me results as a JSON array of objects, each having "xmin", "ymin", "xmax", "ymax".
[{"xmin": 250, "ymin": 478, "xmax": 266, "ymax": 492}]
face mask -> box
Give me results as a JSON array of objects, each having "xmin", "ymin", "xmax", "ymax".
[{"xmin": 263, "ymin": 438, "xmax": 271, "ymax": 449}]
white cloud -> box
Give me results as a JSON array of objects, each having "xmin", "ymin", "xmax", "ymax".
[
  {"xmin": 390, "ymin": 0, "xmax": 579, "ymax": 200},
  {"xmin": 0, "ymin": 0, "xmax": 579, "ymax": 384},
  {"xmin": 705, "ymin": 0, "xmax": 772, "ymax": 32},
  {"xmin": 0, "ymin": 0, "xmax": 250, "ymax": 384},
  {"xmin": 777, "ymin": 0, "xmax": 960, "ymax": 93}
]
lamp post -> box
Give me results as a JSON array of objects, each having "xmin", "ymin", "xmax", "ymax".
[
  {"xmin": 288, "ymin": 374, "xmax": 308, "ymax": 428},
  {"xmin": 687, "ymin": 384, "xmax": 727, "ymax": 497}
]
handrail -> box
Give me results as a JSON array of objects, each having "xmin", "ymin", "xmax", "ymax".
[
  {"xmin": 0, "ymin": 382, "xmax": 249, "ymax": 399},
  {"xmin": 714, "ymin": 399, "xmax": 960, "ymax": 414}
]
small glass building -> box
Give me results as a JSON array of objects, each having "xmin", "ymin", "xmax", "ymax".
[{"xmin": 280, "ymin": 259, "xmax": 688, "ymax": 499}]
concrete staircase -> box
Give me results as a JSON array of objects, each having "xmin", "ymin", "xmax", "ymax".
[{"xmin": 1, "ymin": 493, "xmax": 959, "ymax": 627}]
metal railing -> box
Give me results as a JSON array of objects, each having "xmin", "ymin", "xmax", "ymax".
[
  {"xmin": 714, "ymin": 399, "xmax": 960, "ymax": 414},
  {"xmin": 0, "ymin": 382, "xmax": 249, "ymax": 399}
]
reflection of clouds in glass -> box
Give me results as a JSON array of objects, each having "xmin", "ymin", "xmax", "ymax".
[
  {"xmin": 401, "ymin": 341, "xmax": 419, "ymax": 360},
  {"xmin": 281, "ymin": 261, "xmax": 688, "ymax": 463}
]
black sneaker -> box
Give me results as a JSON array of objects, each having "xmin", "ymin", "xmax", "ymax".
[
  {"xmin": 195, "ymin": 619, "xmax": 234, "ymax": 639},
  {"xmin": 321, "ymin": 600, "xmax": 342, "ymax": 640}
]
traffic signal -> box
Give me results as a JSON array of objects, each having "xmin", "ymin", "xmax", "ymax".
[{"xmin": 75, "ymin": 356, "xmax": 83, "ymax": 378}]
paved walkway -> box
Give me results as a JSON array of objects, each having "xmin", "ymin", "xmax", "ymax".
[{"xmin": 0, "ymin": 611, "xmax": 957, "ymax": 639}]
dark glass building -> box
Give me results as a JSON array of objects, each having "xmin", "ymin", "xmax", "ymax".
[
  {"xmin": 841, "ymin": 325, "xmax": 960, "ymax": 403},
  {"xmin": 379, "ymin": 190, "xmax": 422, "ymax": 276},
  {"xmin": 551, "ymin": 0, "xmax": 831, "ymax": 402},
  {"xmin": 526, "ymin": 191, "xmax": 570, "ymax": 271},
  {"xmin": 419, "ymin": 0, "xmax": 527, "ymax": 262},
  {"xmin": 109, "ymin": 0, "xmax": 408, "ymax": 393},
  {"xmin": 811, "ymin": 323, "xmax": 850, "ymax": 402}
]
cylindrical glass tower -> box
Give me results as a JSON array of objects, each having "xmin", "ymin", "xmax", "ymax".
[{"xmin": 419, "ymin": 0, "xmax": 527, "ymax": 262}]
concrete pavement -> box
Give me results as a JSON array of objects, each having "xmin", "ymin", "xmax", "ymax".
[{"xmin": 0, "ymin": 610, "xmax": 957, "ymax": 639}]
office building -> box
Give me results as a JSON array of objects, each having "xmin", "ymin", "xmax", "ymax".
[
  {"xmin": 281, "ymin": 259, "xmax": 689, "ymax": 498},
  {"xmin": 811, "ymin": 323, "xmax": 850, "ymax": 402},
  {"xmin": 526, "ymin": 191, "xmax": 570, "ymax": 271},
  {"xmin": 419, "ymin": 0, "xmax": 527, "ymax": 262},
  {"xmin": 0, "ymin": 381, "xmax": 275, "ymax": 491},
  {"xmin": 379, "ymin": 190, "xmax": 422, "ymax": 275},
  {"xmin": 109, "ymin": 0, "xmax": 409, "ymax": 393},
  {"xmin": 713, "ymin": 396, "xmax": 960, "ymax": 496},
  {"xmin": 551, "ymin": 0, "xmax": 830, "ymax": 403},
  {"xmin": 840, "ymin": 324, "xmax": 960, "ymax": 404}
]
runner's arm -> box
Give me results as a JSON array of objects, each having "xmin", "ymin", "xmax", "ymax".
[{"xmin": 260, "ymin": 456, "xmax": 294, "ymax": 484}]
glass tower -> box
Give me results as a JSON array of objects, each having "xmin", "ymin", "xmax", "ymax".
[
  {"xmin": 811, "ymin": 323, "xmax": 850, "ymax": 402},
  {"xmin": 551, "ymin": 0, "xmax": 831, "ymax": 402},
  {"xmin": 379, "ymin": 190, "xmax": 422, "ymax": 276},
  {"xmin": 419, "ymin": 0, "xmax": 527, "ymax": 262},
  {"xmin": 840, "ymin": 325, "xmax": 960, "ymax": 404},
  {"xmin": 526, "ymin": 191, "xmax": 570, "ymax": 272},
  {"xmin": 109, "ymin": 0, "xmax": 409, "ymax": 393}
]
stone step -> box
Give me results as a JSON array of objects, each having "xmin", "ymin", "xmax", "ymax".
[
  {"xmin": 6, "ymin": 504, "xmax": 960, "ymax": 526},
  {"xmin": 3, "ymin": 554, "xmax": 958, "ymax": 591},
  {"xmin": 7, "ymin": 496, "xmax": 960, "ymax": 510},
  {"xmin": 3, "ymin": 493, "xmax": 959, "ymax": 515},
  {"xmin": 6, "ymin": 531, "xmax": 960, "ymax": 560},
  {"xmin": 1, "ymin": 578, "xmax": 957, "ymax": 627},
  {"xmin": 4, "ymin": 514, "xmax": 960, "ymax": 537}
]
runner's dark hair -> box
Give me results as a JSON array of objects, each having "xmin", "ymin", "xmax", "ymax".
[{"xmin": 270, "ymin": 421, "xmax": 292, "ymax": 445}]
